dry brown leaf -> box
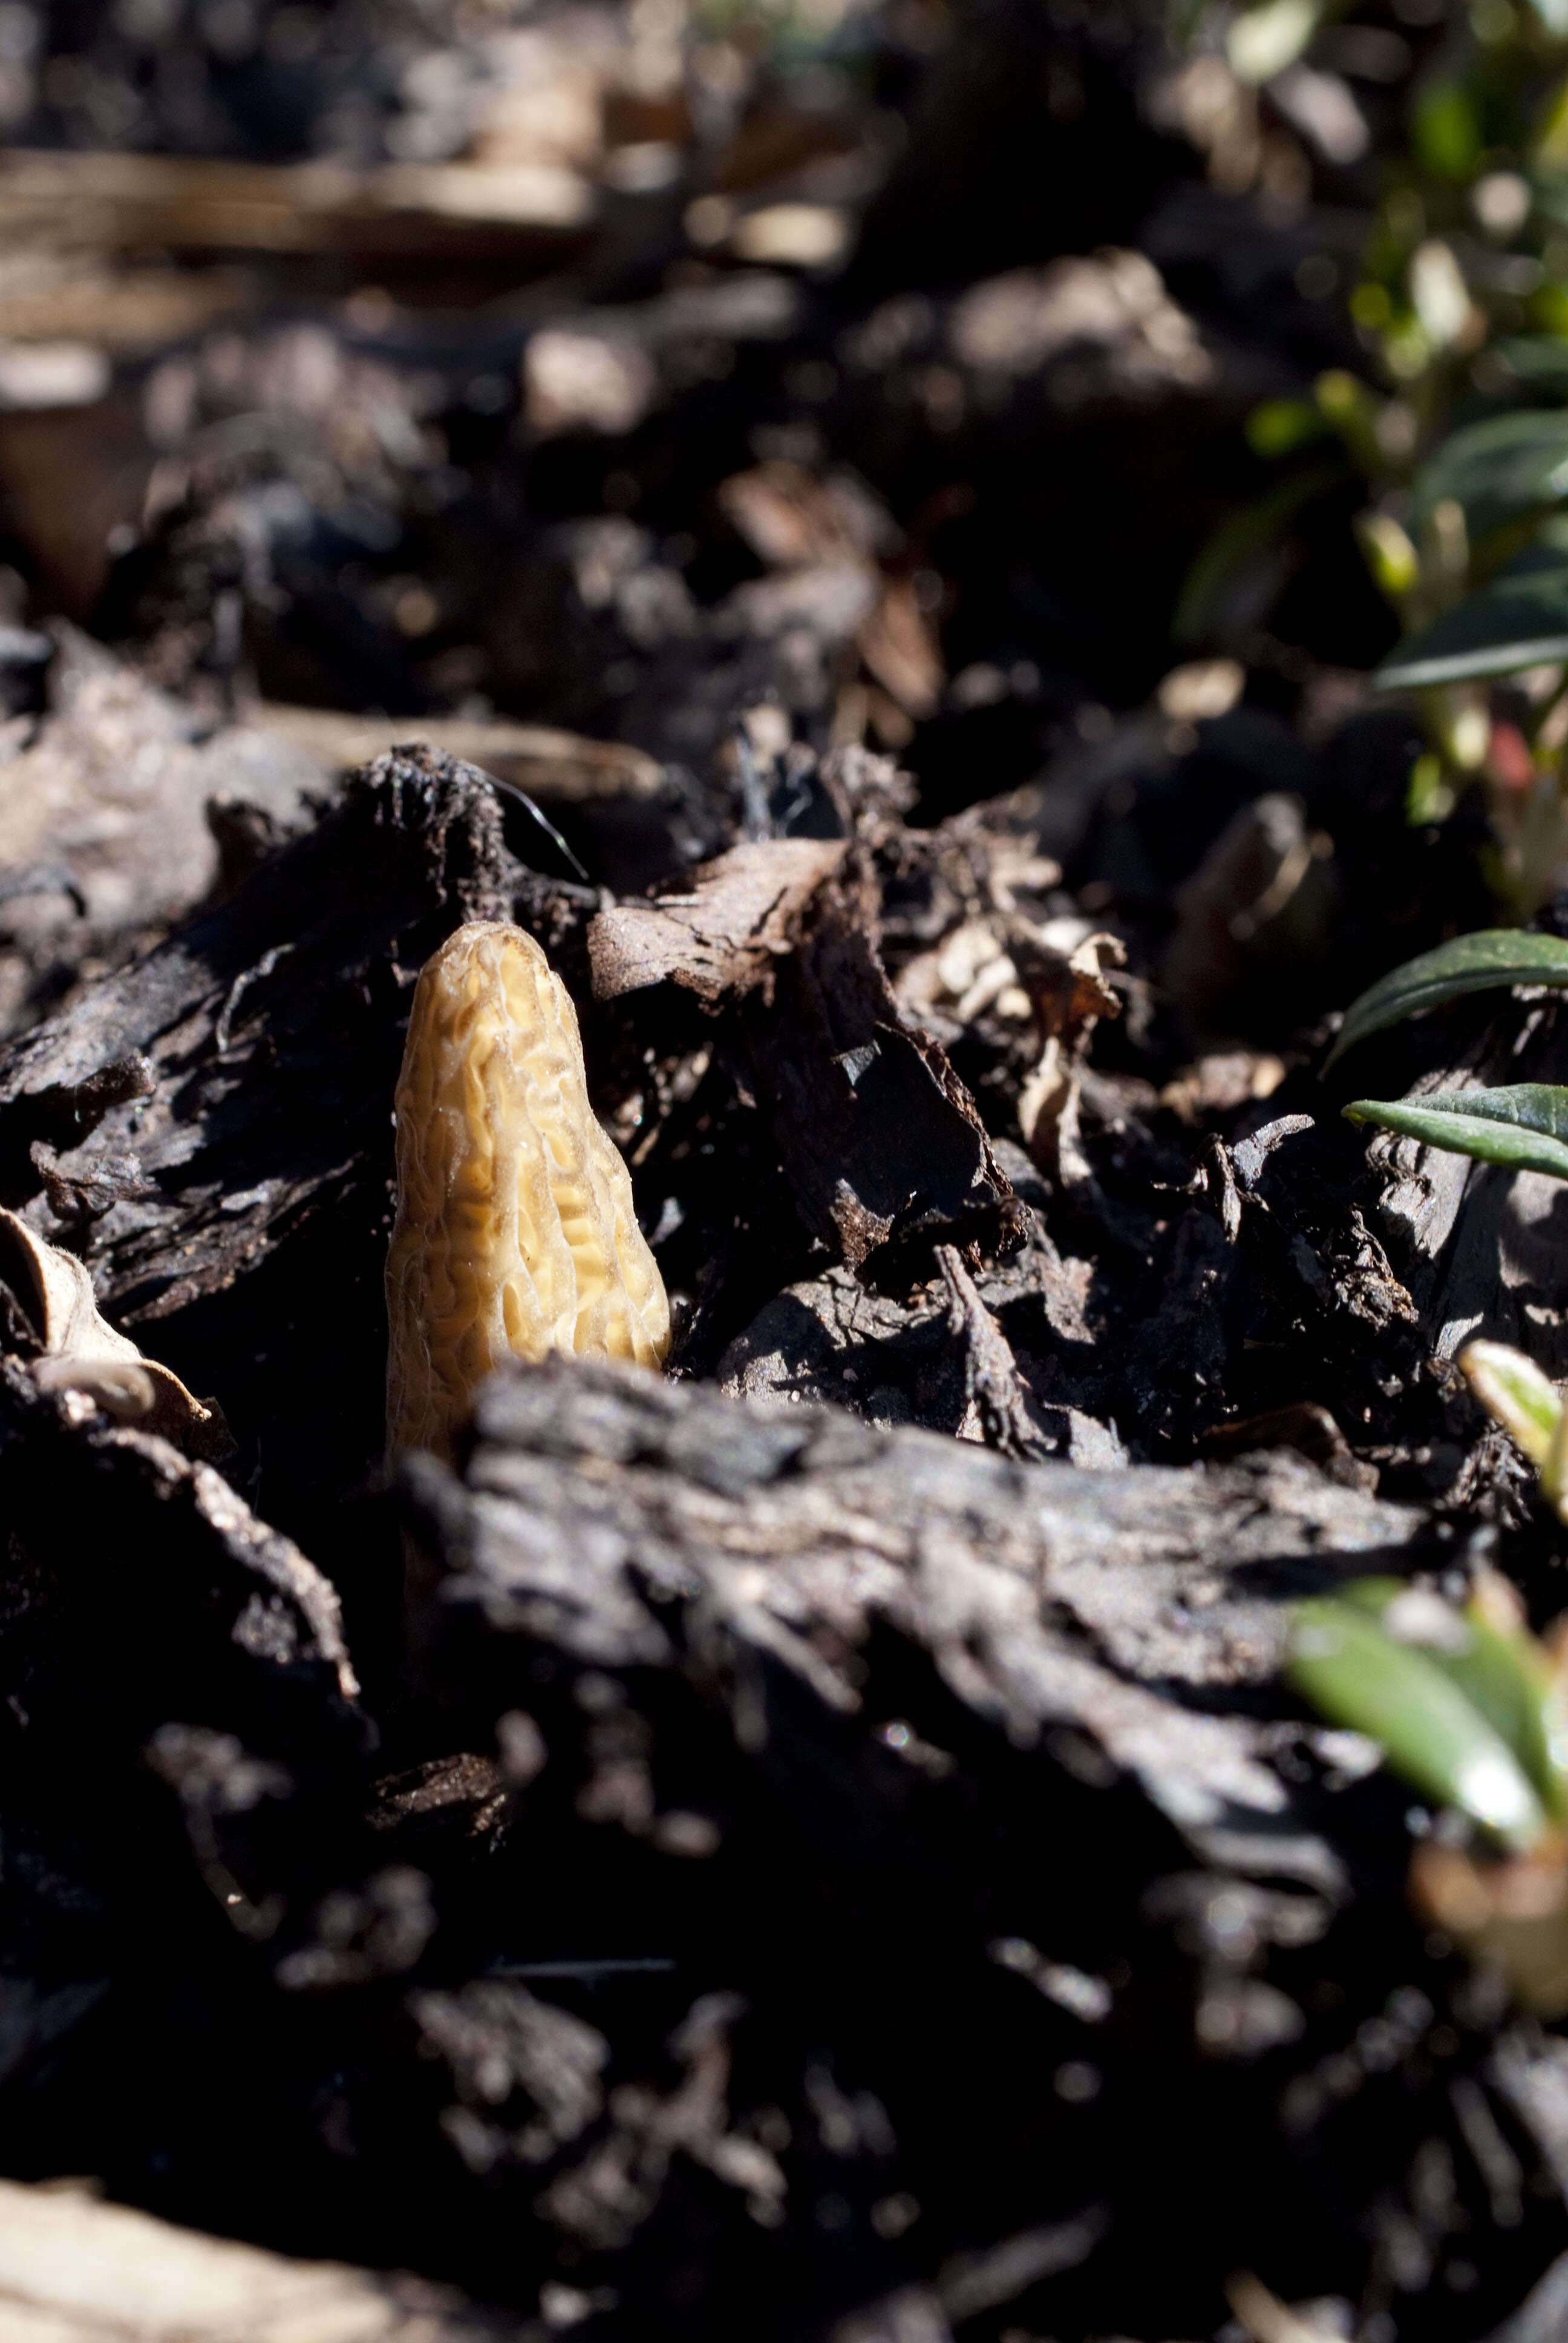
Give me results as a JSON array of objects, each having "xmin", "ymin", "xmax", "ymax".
[
  {"xmin": 718, "ymin": 462, "xmax": 864, "ymax": 571},
  {"xmin": 0, "ymin": 1206, "xmax": 232, "ymax": 1458},
  {"xmin": 858, "ymin": 577, "xmax": 944, "ymax": 721},
  {"xmin": 589, "ymin": 838, "xmax": 846, "ymax": 1003},
  {"xmin": 1013, "ymin": 928, "xmax": 1126, "ymax": 1182}
]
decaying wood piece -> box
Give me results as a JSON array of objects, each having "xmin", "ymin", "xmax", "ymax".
[
  {"xmin": 0, "ymin": 1350, "xmax": 358, "ymax": 1714},
  {"xmin": 0, "ymin": 1336, "xmax": 365, "ymax": 2169},
  {"xmin": 411, "ymin": 1354, "xmax": 1430, "ymax": 1875},
  {"xmin": 593, "ymin": 841, "xmax": 1022, "ymax": 1269},
  {"xmin": 0, "ymin": 747, "xmax": 592, "ymax": 1544},
  {"xmin": 0, "ymin": 258, "xmax": 249, "ymax": 349},
  {"xmin": 744, "ymin": 853, "xmax": 1024, "ymax": 1268},
  {"xmin": 0, "ymin": 148, "xmax": 592, "ymax": 258},
  {"xmin": 387, "ymin": 922, "xmax": 668, "ymax": 1463},
  {"xmin": 711, "ymin": 1219, "xmax": 1132, "ymax": 1464},
  {"xmin": 389, "ymin": 1355, "xmax": 1568, "ymax": 2335},
  {"xmin": 0, "ymin": 625, "xmax": 324, "ymax": 1033},
  {"xmin": 253, "ymin": 704, "xmax": 668, "ymax": 805},
  {"xmin": 0, "ymin": 2179, "xmax": 525, "ymax": 2343},
  {"xmin": 932, "ymin": 1241, "xmax": 1048, "ymax": 1460}
]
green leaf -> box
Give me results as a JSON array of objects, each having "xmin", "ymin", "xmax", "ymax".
[
  {"xmin": 1546, "ymin": 1395, "xmax": 1568, "ymax": 1518},
  {"xmin": 1344, "ymin": 1084, "xmax": 1568, "ymax": 1181},
  {"xmin": 1410, "ymin": 410, "xmax": 1568, "ymax": 545},
  {"xmin": 1376, "ymin": 519, "xmax": 1568, "ymax": 689},
  {"xmin": 1165, "ymin": 0, "xmax": 1212, "ymax": 45},
  {"xmin": 1331, "ymin": 1573, "xmax": 1568, "ymax": 1825},
  {"xmin": 1492, "ymin": 335, "xmax": 1568, "ymax": 393},
  {"xmin": 1465, "ymin": 1340, "xmax": 1568, "ymax": 1525},
  {"xmin": 1411, "ymin": 80, "xmax": 1483, "ymax": 182},
  {"xmin": 1534, "ymin": 179, "xmax": 1568, "ymax": 237},
  {"xmin": 1333, "ymin": 1575, "xmax": 1416, "ymax": 1617},
  {"xmin": 1457, "ymin": 1601, "xmax": 1568, "ymax": 1821},
  {"xmin": 1374, "ymin": 560, "xmax": 1568, "ymax": 688},
  {"xmin": 1289, "ymin": 1596, "xmax": 1549, "ymax": 1851},
  {"xmin": 1173, "ymin": 461, "xmax": 1348, "ymax": 646},
  {"xmin": 1247, "ymin": 396, "xmax": 1330, "ymax": 460},
  {"xmin": 1452, "ymin": 1627, "xmax": 1566, "ymax": 1818},
  {"xmin": 1327, "ymin": 930, "xmax": 1568, "ymax": 1064},
  {"xmin": 1461, "ymin": 1338, "xmax": 1563, "ymax": 1466}
]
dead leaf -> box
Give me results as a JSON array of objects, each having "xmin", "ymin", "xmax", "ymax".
[
  {"xmin": 935, "ymin": 1243, "xmax": 1048, "ymax": 1460},
  {"xmin": 718, "ymin": 462, "xmax": 865, "ymax": 571},
  {"xmin": 590, "ymin": 839, "xmax": 1021, "ymax": 1270},
  {"xmin": 737, "ymin": 855, "xmax": 1025, "ymax": 1268},
  {"xmin": 589, "ymin": 838, "xmax": 846, "ymax": 1003},
  {"xmin": 0, "ymin": 1206, "xmax": 232, "ymax": 1459},
  {"xmin": 858, "ymin": 577, "xmax": 944, "ymax": 721},
  {"xmin": 1012, "ymin": 927, "xmax": 1125, "ymax": 1182}
]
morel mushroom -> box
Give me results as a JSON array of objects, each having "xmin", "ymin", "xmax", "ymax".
[{"xmin": 385, "ymin": 920, "xmax": 670, "ymax": 1460}]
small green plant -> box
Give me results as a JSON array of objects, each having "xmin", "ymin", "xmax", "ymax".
[
  {"xmin": 1329, "ymin": 929, "xmax": 1568, "ymax": 1504},
  {"xmin": 1459, "ymin": 1337, "xmax": 1568, "ymax": 1520},
  {"xmin": 1331, "ymin": 924, "xmax": 1568, "ymax": 1177},
  {"xmin": 1289, "ymin": 1570, "xmax": 1568, "ymax": 2011},
  {"xmin": 1307, "ymin": 937, "xmax": 1568, "ymax": 2007},
  {"xmin": 1177, "ymin": 0, "xmax": 1568, "ymax": 913}
]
